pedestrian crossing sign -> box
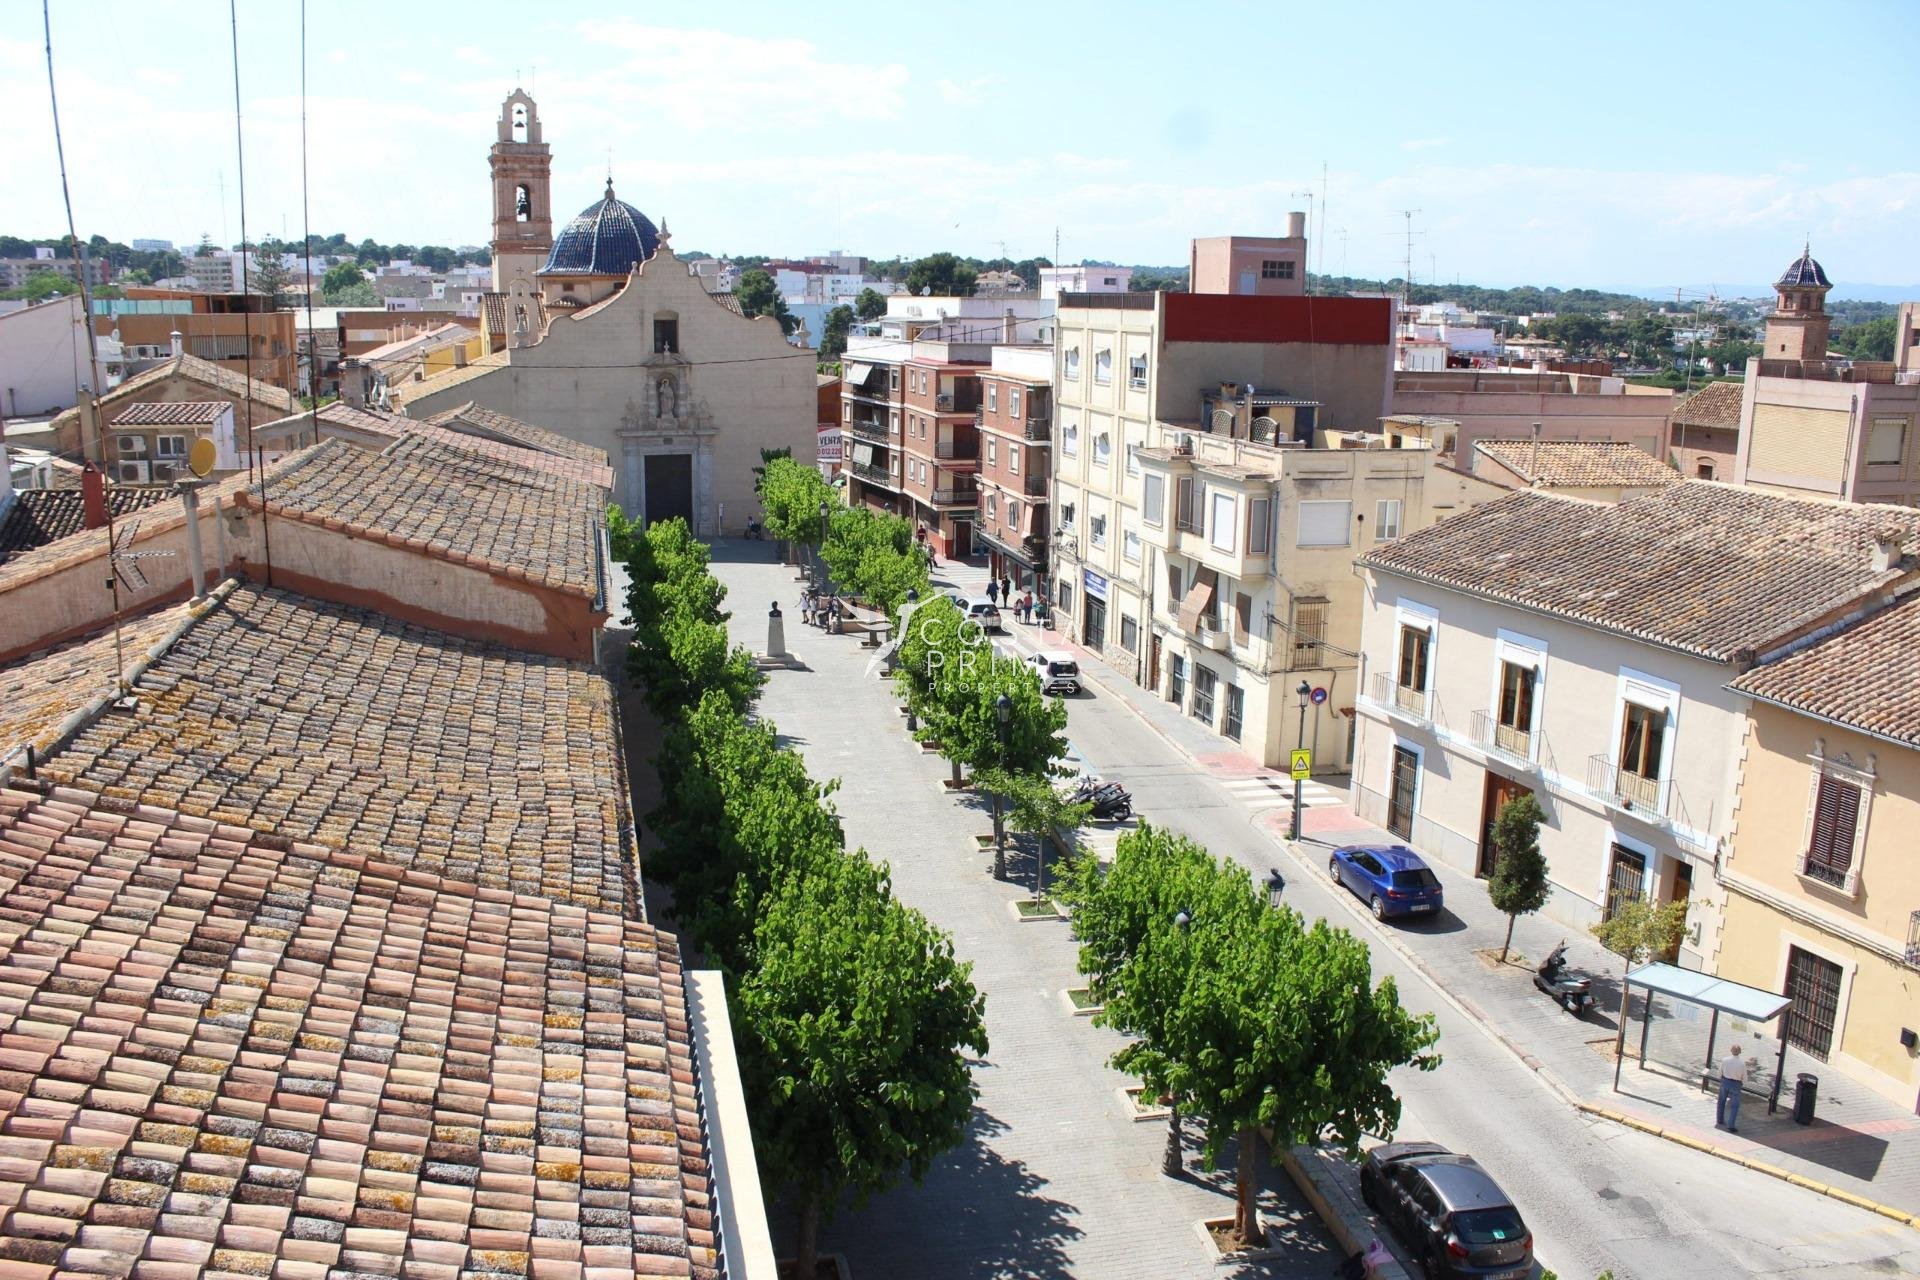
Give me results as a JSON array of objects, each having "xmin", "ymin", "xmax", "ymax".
[{"xmin": 1289, "ymin": 749, "xmax": 1312, "ymax": 780}]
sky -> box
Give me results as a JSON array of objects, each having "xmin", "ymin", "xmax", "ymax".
[{"xmin": 4, "ymin": 0, "xmax": 1917, "ymax": 295}]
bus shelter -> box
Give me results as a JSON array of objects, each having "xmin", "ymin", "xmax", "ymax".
[{"xmin": 1612, "ymin": 962, "xmax": 1793, "ymax": 1112}]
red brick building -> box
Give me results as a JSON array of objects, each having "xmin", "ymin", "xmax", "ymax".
[
  {"xmin": 973, "ymin": 348, "xmax": 1054, "ymax": 594},
  {"xmin": 899, "ymin": 354, "xmax": 983, "ymax": 559},
  {"xmin": 841, "ymin": 354, "xmax": 905, "ymax": 516}
]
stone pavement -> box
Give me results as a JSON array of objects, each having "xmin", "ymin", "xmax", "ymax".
[
  {"xmin": 706, "ymin": 543, "xmax": 1341, "ymax": 1278},
  {"xmin": 1010, "ymin": 595, "xmax": 1920, "ymax": 1228}
]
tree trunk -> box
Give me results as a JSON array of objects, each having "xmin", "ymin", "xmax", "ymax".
[
  {"xmin": 793, "ymin": 1193, "xmax": 819, "ymax": 1279},
  {"xmin": 1499, "ymin": 913, "xmax": 1516, "ymax": 964},
  {"xmin": 1233, "ymin": 1127, "xmax": 1263, "ymax": 1248},
  {"xmin": 950, "ymin": 756, "xmax": 963, "ymax": 787},
  {"xmin": 1034, "ymin": 831, "xmax": 1048, "ymax": 902}
]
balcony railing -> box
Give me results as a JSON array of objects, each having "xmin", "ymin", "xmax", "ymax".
[
  {"xmin": 1471, "ymin": 710, "xmax": 1534, "ymax": 764},
  {"xmin": 935, "ymin": 393, "xmax": 956, "ymax": 412},
  {"xmin": 1024, "ymin": 416, "xmax": 1050, "ymax": 441},
  {"xmin": 845, "ymin": 418, "xmax": 890, "ymax": 443},
  {"xmin": 934, "ymin": 439, "xmax": 977, "ymax": 461},
  {"xmin": 932, "ymin": 485, "xmax": 977, "ymax": 506},
  {"xmin": 850, "ymin": 460, "xmax": 896, "ymax": 487},
  {"xmin": 1020, "ymin": 473, "xmax": 1046, "ymax": 497},
  {"xmin": 1906, "ymin": 911, "xmax": 1920, "ymax": 968},
  {"xmin": 1371, "ymin": 672, "xmax": 1430, "ymax": 721},
  {"xmin": 1587, "ymin": 754, "xmax": 1661, "ymax": 813}
]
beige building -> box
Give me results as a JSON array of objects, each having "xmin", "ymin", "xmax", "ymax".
[
  {"xmin": 1351, "ymin": 484, "xmax": 1920, "ymax": 968},
  {"xmin": 1733, "ymin": 252, "xmax": 1920, "ymax": 507},
  {"xmin": 1390, "ymin": 368, "xmax": 1674, "ymax": 462},
  {"xmin": 1188, "ymin": 213, "xmax": 1309, "ymax": 296},
  {"xmin": 1721, "ymin": 595, "xmax": 1920, "ymax": 1110},
  {"xmin": 1666, "ymin": 380, "xmax": 1744, "ymax": 482},
  {"xmin": 400, "ymin": 90, "xmax": 816, "ymax": 529}
]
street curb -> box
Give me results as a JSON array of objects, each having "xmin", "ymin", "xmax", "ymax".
[{"xmin": 1573, "ymin": 1103, "xmax": 1920, "ymax": 1230}]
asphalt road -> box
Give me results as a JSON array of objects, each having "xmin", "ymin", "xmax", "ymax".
[{"xmin": 1031, "ymin": 644, "xmax": 1919, "ymax": 1279}]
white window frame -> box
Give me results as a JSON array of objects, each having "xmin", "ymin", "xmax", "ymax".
[
  {"xmin": 1866, "ymin": 417, "xmax": 1907, "ymax": 466},
  {"xmin": 1393, "ymin": 601, "xmax": 1439, "ymax": 697},
  {"xmin": 1797, "ymin": 744, "xmax": 1874, "ymax": 897},
  {"xmin": 1610, "ymin": 667, "xmax": 1681, "ymax": 811},
  {"xmin": 1128, "ymin": 354, "xmax": 1147, "ymax": 389},
  {"xmin": 156, "ymin": 434, "xmax": 188, "ymax": 459},
  {"xmin": 987, "ymin": 384, "xmax": 998, "ymax": 412},
  {"xmin": 1142, "ymin": 473, "xmax": 1165, "ymax": 528},
  {"xmin": 1247, "ymin": 497, "xmax": 1270, "ymax": 556},
  {"xmin": 1064, "ymin": 347, "xmax": 1081, "ymax": 381},
  {"xmin": 1062, "ymin": 423, "xmax": 1079, "ymax": 457},
  {"xmin": 1009, "ymin": 445, "xmax": 1020, "ymax": 474},
  {"xmin": 1209, "ymin": 491, "xmax": 1236, "ymax": 552},
  {"xmin": 986, "ymin": 438, "xmax": 998, "ymax": 466},
  {"xmin": 1122, "ymin": 528, "xmax": 1141, "ymax": 562},
  {"xmin": 1010, "ymin": 387, "xmax": 1022, "ymax": 417},
  {"xmin": 1487, "ymin": 630, "xmax": 1547, "ymax": 761},
  {"xmin": 1008, "ymin": 499, "xmax": 1020, "ymax": 528},
  {"xmin": 1094, "ymin": 349, "xmax": 1113, "ymax": 385},
  {"xmin": 1089, "ymin": 512, "xmax": 1108, "ymax": 548},
  {"xmin": 1125, "ymin": 442, "xmax": 1140, "ymax": 476},
  {"xmin": 1375, "ymin": 498, "xmax": 1403, "ymax": 540},
  {"xmin": 1093, "ymin": 431, "xmax": 1111, "ymax": 467},
  {"xmin": 1297, "ymin": 499, "xmax": 1352, "ymax": 547},
  {"xmin": 987, "ymin": 493, "xmax": 998, "ymax": 520}
]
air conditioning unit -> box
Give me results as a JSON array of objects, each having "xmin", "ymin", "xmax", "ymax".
[
  {"xmin": 116, "ymin": 460, "xmax": 150, "ymax": 484},
  {"xmin": 1174, "ymin": 433, "xmax": 1195, "ymax": 455},
  {"xmin": 151, "ymin": 462, "xmax": 178, "ymax": 483}
]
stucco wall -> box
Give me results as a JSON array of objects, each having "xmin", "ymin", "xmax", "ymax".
[
  {"xmin": 1351, "ymin": 569, "xmax": 1741, "ymax": 959},
  {"xmin": 405, "ymin": 249, "xmax": 816, "ymax": 533},
  {"xmin": 1717, "ymin": 704, "xmax": 1920, "ymax": 1107},
  {"xmin": 0, "ymin": 295, "xmax": 88, "ymax": 417},
  {"xmin": 1390, "ymin": 387, "xmax": 1671, "ymax": 462}
]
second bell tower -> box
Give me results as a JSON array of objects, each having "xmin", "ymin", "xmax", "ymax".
[{"xmin": 490, "ymin": 89, "xmax": 553, "ymax": 293}]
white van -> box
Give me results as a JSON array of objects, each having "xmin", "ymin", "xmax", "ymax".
[{"xmin": 1028, "ymin": 650, "xmax": 1081, "ymax": 695}]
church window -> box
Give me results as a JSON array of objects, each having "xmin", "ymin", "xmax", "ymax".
[
  {"xmin": 515, "ymin": 184, "xmax": 531, "ymax": 222},
  {"xmin": 512, "ymin": 103, "xmax": 528, "ymax": 139},
  {"xmin": 654, "ymin": 317, "xmax": 679, "ymax": 354}
]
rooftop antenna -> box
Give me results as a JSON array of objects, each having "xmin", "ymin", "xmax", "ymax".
[
  {"xmin": 1397, "ymin": 209, "xmax": 1422, "ymax": 290},
  {"xmin": 41, "ymin": 0, "xmax": 107, "ymax": 462},
  {"xmin": 1319, "ymin": 161, "xmax": 1329, "ymax": 286}
]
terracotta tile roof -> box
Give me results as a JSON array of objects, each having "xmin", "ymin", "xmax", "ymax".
[
  {"xmin": 0, "ymin": 778, "xmax": 716, "ymax": 1279},
  {"xmin": 243, "ymin": 436, "xmax": 605, "ymax": 598},
  {"xmin": 1473, "ymin": 440, "xmax": 1679, "ymax": 488},
  {"xmin": 48, "ymin": 355, "xmax": 297, "ymax": 438},
  {"xmin": 0, "ymin": 604, "xmax": 193, "ymax": 757},
  {"xmin": 402, "ymin": 421, "xmax": 615, "ymax": 490},
  {"xmin": 424, "ymin": 403, "xmax": 609, "ymax": 466},
  {"xmin": 109, "ymin": 401, "xmax": 231, "ymax": 427},
  {"xmin": 40, "ymin": 585, "xmax": 630, "ymax": 911},
  {"xmin": 250, "ymin": 403, "xmax": 405, "ymax": 446},
  {"xmin": 1670, "ymin": 380, "xmax": 1745, "ymax": 431},
  {"xmin": 394, "ymin": 350, "xmax": 511, "ymax": 407},
  {"xmin": 1732, "ymin": 592, "xmax": 1920, "ymax": 746},
  {"xmin": 1358, "ymin": 484, "xmax": 1920, "ymax": 660},
  {"xmin": 248, "ymin": 406, "xmax": 612, "ymax": 488},
  {"xmin": 0, "ymin": 487, "xmax": 173, "ymax": 566}
]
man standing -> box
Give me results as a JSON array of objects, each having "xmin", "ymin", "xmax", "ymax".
[{"xmin": 1716, "ymin": 1043, "xmax": 1747, "ymax": 1133}]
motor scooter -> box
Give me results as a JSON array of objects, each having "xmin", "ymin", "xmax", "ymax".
[{"xmin": 1534, "ymin": 941, "xmax": 1593, "ymax": 1016}]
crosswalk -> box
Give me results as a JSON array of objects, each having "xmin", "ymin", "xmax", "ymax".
[{"xmin": 1215, "ymin": 774, "xmax": 1347, "ymax": 812}]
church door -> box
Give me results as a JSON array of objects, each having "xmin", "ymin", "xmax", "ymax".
[{"xmin": 644, "ymin": 454, "xmax": 695, "ymax": 529}]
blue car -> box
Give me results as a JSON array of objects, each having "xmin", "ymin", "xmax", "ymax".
[{"xmin": 1329, "ymin": 844, "xmax": 1444, "ymax": 920}]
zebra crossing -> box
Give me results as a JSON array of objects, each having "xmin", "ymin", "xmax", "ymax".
[{"xmin": 1215, "ymin": 774, "xmax": 1347, "ymax": 812}]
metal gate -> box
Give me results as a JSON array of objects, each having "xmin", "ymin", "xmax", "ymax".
[
  {"xmin": 1387, "ymin": 746, "xmax": 1417, "ymax": 839},
  {"xmin": 1783, "ymin": 946, "xmax": 1842, "ymax": 1059},
  {"xmin": 1605, "ymin": 844, "xmax": 1646, "ymax": 920}
]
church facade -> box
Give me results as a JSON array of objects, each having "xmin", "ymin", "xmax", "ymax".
[{"xmin": 403, "ymin": 90, "xmax": 817, "ymax": 532}]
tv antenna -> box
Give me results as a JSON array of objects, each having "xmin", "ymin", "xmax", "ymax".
[{"xmin": 1397, "ymin": 209, "xmax": 1422, "ymax": 289}]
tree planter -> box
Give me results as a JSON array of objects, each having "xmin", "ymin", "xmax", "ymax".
[
  {"xmin": 1061, "ymin": 987, "xmax": 1102, "ymax": 1017},
  {"xmin": 1010, "ymin": 898, "xmax": 1064, "ymax": 922},
  {"xmin": 972, "ymin": 834, "xmax": 995, "ymax": 850},
  {"xmin": 1194, "ymin": 1216, "xmax": 1286, "ymax": 1265},
  {"xmin": 1119, "ymin": 1085, "xmax": 1171, "ymax": 1121},
  {"xmin": 919, "ymin": 741, "xmax": 942, "ymax": 754},
  {"xmin": 939, "ymin": 777, "xmax": 971, "ymax": 792}
]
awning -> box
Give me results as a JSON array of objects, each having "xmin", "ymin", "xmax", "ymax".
[
  {"xmin": 845, "ymin": 361, "xmax": 876, "ymax": 386},
  {"xmin": 1175, "ymin": 570, "xmax": 1217, "ymax": 634},
  {"xmin": 1624, "ymin": 963, "xmax": 1790, "ymax": 1022}
]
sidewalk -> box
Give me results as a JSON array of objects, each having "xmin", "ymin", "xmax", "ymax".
[{"xmin": 1022, "ymin": 611, "xmax": 1920, "ymax": 1226}]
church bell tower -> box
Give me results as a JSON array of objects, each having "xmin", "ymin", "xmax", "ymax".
[
  {"xmin": 490, "ymin": 90, "xmax": 553, "ymax": 293},
  {"xmin": 1764, "ymin": 244, "xmax": 1833, "ymax": 364}
]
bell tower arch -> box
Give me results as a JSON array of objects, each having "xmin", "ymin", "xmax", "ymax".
[{"xmin": 490, "ymin": 89, "xmax": 553, "ymax": 293}]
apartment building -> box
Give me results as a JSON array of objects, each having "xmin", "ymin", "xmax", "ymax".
[
  {"xmin": 900, "ymin": 350, "xmax": 984, "ymax": 558},
  {"xmin": 974, "ymin": 345, "xmax": 1053, "ymax": 594},
  {"xmin": 841, "ymin": 342, "xmax": 908, "ymax": 519},
  {"xmin": 0, "ymin": 250, "xmax": 113, "ymax": 291},
  {"xmin": 95, "ymin": 288, "xmax": 298, "ymax": 392},
  {"xmin": 1351, "ymin": 483, "xmax": 1920, "ymax": 968},
  {"xmin": 1733, "ymin": 251, "xmax": 1920, "ymax": 506},
  {"xmin": 1722, "ymin": 594, "xmax": 1920, "ymax": 1109},
  {"xmin": 106, "ymin": 401, "xmax": 238, "ymax": 483}
]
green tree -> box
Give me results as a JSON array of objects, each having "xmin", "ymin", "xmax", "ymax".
[
  {"xmin": 753, "ymin": 445, "xmax": 794, "ymax": 496},
  {"xmin": 905, "ymin": 252, "xmax": 977, "ymax": 298},
  {"xmin": 1835, "ymin": 315, "xmax": 1896, "ymax": 361},
  {"xmin": 1011, "ymin": 257, "xmax": 1052, "ymax": 290},
  {"xmin": 757, "ymin": 455, "xmax": 835, "ymax": 549},
  {"xmin": 739, "ymin": 844, "xmax": 987, "ymax": 1280},
  {"xmin": 818, "ymin": 303, "xmax": 856, "ymax": 361},
  {"xmin": 324, "ymin": 281, "xmax": 379, "ymax": 308},
  {"xmin": 855, "ymin": 287, "xmax": 889, "ymax": 320},
  {"xmin": 1486, "ymin": 794, "xmax": 1551, "ymax": 962},
  {"xmin": 194, "ymin": 234, "xmax": 216, "ymax": 258},
  {"xmin": 249, "ymin": 250, "xmax": 289, "ymax": 306},
  {"xmin": 0, "ymin": 272, "xmax": 75, "ymax": 302},
  {"xmin": 608, "ymin": 511, "xmax": 763, "ymax": 723},
  {"xmin": 918, "ymin": 652, "xmax": 1067, "ymax": 788},
  {"xmin": 1590, "ymin": 896, "xmax": 1688, "ymax": 975},
  {"xmin": 321, "ymin": 261, "xmax": 366, "ymax": 297},
  {"xmin": 821, "ymin": 504, "xmax": 924, "ymax": 611},
  {"xmin": 733, "ymin": 268, "xmax": 799, "ymax": 335},
  {"xmin": 891, "ymin": 595, "xmax": 967, "ymax": 733},
  {"xmin": 971, "ymin": 766, "xmax": 1091, "ymax": 893}
]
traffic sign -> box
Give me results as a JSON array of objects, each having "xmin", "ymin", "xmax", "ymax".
[
  {"xmin": 1289, "ymin": 749, "xmax": 1312, "ymax": 780},
  {"xmin": 1310, "ymin": 686, "xmax": 1328, "ymax": 705}
]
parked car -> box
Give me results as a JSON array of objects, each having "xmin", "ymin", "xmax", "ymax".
[
  {"xmin": 1360, "ymin": 1142, "xmax": 1532, "ymax": 1280},
  {"xmin": 1328, "ymin": 843, "xmax": 1444, "ymax": 920},
  {"xmin": 946, "ymin": 594, "xmax": 1003, "ymax": 632},
  {"xmin": 1027, "ymin": 650, "xmax": 1080, "ymax": 695}
]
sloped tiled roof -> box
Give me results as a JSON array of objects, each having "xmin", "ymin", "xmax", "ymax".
[
  {"xmin": 1473, "ymin": 440, "xmax": 1679, "ymax": 489},
  {"xmin": 48, "ymin": 353, "xmax": 297, "ymax": 437},
  {"xmin": 0, "ymin": 485, "xmax": 173, "ymax": 566},
  {"xmin": 1669, "ymin": 380, "xmax": 1744, "ymax": 431},
  {"xmin": 242, "ymin": 436, "xmax": 604, "ymax": 597},
  {"xmin": 425, "ymin": 402, "xmax": 609, "ymax": 465},
  {"xmin": 250, "ymin": 401, "xmax": 406, "ymax": 445},
  {"xmin": 1358, "ymin": 484, "xmax": 1920, "ymax": 660},
  {"xmin": 0, "ymin": 603, "xmax": 193, "ymax": 754},
  {"xmin": 393, "ymin": 349, "xmax": 511, "ymax": 405},
  {"xmin": 0, "ymin": 779, "xmax": 716, "ymax": 1280},
  {"xmin": 1733, "ymin": 592, "xmax": 1920, "ymax": 747},
  {"xmin": 109, "ymin": 401, "xmax": 230, "ymax": 426},
  {"xmin": 404, "ymin": 420, "xmax": 615, "ymax": 489},
  {"xmin": 40, "ymin": 585, "xmax": 629, "ymax": 910}
]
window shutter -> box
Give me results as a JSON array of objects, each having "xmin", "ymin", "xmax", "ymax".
[
  {"xmin": 1233, "ymin": 593, "xmax": 1251, "ymax": 643},
  {"xmin": 1806, "ymin": 773, "xmax": 1860, "ymax": 883}
]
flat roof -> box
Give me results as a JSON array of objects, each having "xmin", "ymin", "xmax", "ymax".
[{"xmin": 1626, "ymin": 962, "xmax": 1790, "ymax": 1021}]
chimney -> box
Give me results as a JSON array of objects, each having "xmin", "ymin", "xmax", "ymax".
[
  {"xmin": 1286, "ymin": 210, "xmax": 1306, "ymax": 239},
  {"xmin": 81, "ymin": 463, "xmax": 108, "ymax": 529},
  {"xmin": 453, "ymin": 344, "xmax": 468, "ymax": 368},
  {"xmin": 169, "ymin": 329, "xmax": 183, "ymax": 359},
  {"xmin": 1871, "ymin": 529, "xmax": 1903, "ymax": 573},
  {"xmin": 1529, "ymin": 421, "xmax": 1542, "ymax": 485}
]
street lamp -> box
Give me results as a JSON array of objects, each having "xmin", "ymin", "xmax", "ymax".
[
  {"xmin": 992, "ymin": 692, "xmax": 1012, "ymax": 880},
  {"xmin": 818, "ymin": 499, "xmax": 831, "ymax": 584},
  {"xmin": 1289, "ymin": 679, "xmax": 1311, "ymax": 840},
  {"xmin": 1163, "ymin": 908, "xmax": 1192, "ymax": 1177},
  {"xmin": 903, "ymin": 588, "xmax": 922, "ymax": 731}
]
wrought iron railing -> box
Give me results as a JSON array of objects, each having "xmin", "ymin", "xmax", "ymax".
[
  {"xmin": 932, "ymin": 485, "xmax": 977, "ymax": 506},
  {"xmin": 1587, "ymin": 754, "xmax": 1660, "ymax": 812},
  {"xmin": 844, "ymin": 418, "xmax": 889, "ymax": 442},
  {"xmin": 850, "ymin": 460, "xmax": 895, "ymax": 486},
  {"xmin": 934, "ymin": 439, "xmax": 976, "ymax": 461},
  {"xmin": 1472, "ymin": 709, "xmax": 1533, "ymax": 761},
  {"xmin": 1371, "ymin": 672, "xmax": 1429, "ymax": 720}
]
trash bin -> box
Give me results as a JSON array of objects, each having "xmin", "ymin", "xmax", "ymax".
[{"xmin": 1793, "ymin": 1072, "xmax": 1818, "ymax": 1125}]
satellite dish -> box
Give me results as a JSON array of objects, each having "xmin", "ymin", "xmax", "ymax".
[{"xmin": 188, "ymin": 437, "xmax": 217, "ymax": 477}]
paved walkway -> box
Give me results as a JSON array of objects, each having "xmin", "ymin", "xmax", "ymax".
[
  {"xmin": 1008, "ymin": 599, "xmax": 1920, "ymax": 1225},
  {"xmin": 707, "ymin": 544, "xmax": 1339, "ymax": 1278}
]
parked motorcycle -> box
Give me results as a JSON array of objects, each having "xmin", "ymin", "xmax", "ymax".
[
  {"xmin": 1070, "ymin": 778, "xmax": 1132, "ymax": 821},
  {"xmin": 1534, "ymin": 941, "xmax": 1594, "ymax": 1017}
]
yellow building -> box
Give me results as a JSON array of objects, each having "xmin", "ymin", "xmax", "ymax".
[{"xmin": 1722, "ymin": 592, "xmax": 1920, "ymax": 1111}]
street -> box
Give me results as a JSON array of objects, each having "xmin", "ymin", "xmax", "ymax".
[{"xmin": 707, "ymin": 544, "xmax": 1918, "ymax": 1278}]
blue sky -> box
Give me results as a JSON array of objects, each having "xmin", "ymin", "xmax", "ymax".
[{"xmin": 6, "ymin": 0, "xmax": 1917, "ymax": 292}]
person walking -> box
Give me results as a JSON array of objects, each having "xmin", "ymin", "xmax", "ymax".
[
  {"xmin": 1020, "ymin": 590, "xmax": 1033, "ymax": 624},
  {"xmin": 986, "ymin": 579, "xmax": 1000, "ymax": 606},
  {"xmin": 1715, "ymin": 1043, "xmax": 1747, "ymax": 1133},
  {"xmin": 1000, "ymin": 575, "xmax": 1012, "ymax": 604}
]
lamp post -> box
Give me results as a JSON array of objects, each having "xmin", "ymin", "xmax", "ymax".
[
  {"xmin": 992, "ymin": 692, "xmax": 1012, "ymax": 880},
  {"xmin": 1289, "ymin": 679, "xmax": 1311, "ymax": 841},
  {"xmin": 1162, "ymin": 908, "xmax": 1192, "ymax": 1176},
  {"xmin": 817, "ymin": 499, "xmax": 830, "ymax": 585}
]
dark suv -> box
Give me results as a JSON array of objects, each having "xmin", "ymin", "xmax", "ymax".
[{"xmin": 1360, "ymin": 1142, "xmax": 1532, "ymax": 1279}]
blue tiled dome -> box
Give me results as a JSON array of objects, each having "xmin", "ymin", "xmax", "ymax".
[
  {"xmin": 1776, "ymin": 247, "xmax": 1831, "ymax": 289},
  {"xmin": 541, "ymin": 181, "xmax": 658, "ymax": 276}
]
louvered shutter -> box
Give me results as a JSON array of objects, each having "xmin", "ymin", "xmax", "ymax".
[{"xmin": 1805, "ymin": 773, "xmax": 1859, "ymax": 885}]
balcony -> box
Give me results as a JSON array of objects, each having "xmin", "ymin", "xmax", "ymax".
[
  {"xmin": 1587, "ymin": 754, "xmax": 1660, "ymax": 813},
  {"xmin": 1195, "ymin": 618, "xmax": 1230, "ymax": 651},
  {"xmin": 1471, "ymin": 710, "xmax": 1536, "ymax": 768},
  {"xmin": 851, "ymin": 459, "xmax": 897, "ymax": 488},
  {"xmin": 932, "ymin": 484, "xmax": 977, "ymax": 506},
  {"xmin": 934, "ymin": 439, "xmax": 978, "ymax": 462},
  {"xmin": 1019, "ymin": 473, "xmax": 1046, "ymax": 497},
  {"xmin": 1025, "ymin": 414, "xmax": 1051, "ymax": 441},
  {"xmin": 845, "ymin": 418, "xmax": 890, "ymax": 443},
  {"xmin": 1371, "ymin": 672, "xmax": 1431, "ymax": 725}
]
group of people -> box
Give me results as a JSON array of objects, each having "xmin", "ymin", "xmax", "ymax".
[
  {"xmin": 984, "ymin": 575, "xmax": 1040, "ymax": 625},
  {"xmin": 800, "ymin": 587, "xmax": 839, "ymax": 630}
]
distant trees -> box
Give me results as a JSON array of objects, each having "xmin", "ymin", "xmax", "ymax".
[
  {"xmin": 321, "ymin": 261, "xmax": 366, "ymax": 297},
  {"xmin": 734, "ymin": 268, "xmax": 799, "ymax": 335},
  {"xmin": 1833, "ymin": 315, "xmax": 1896, "ymax": 362},
  {"xmin": 906, "ymin": 252, "xmax": 977, "ymax": 297},
  {"xmin": 249, "ymin": 251, "xmax": 290, "ymax": 307},
  {"xmin": 855, "ymin": 287, "xmax": 889, "ymax": 320},
  {"xmin": 0, "ymin": 273, "xmax": 77, "ymax": 303},
  {"xmin": 818, "ymin": 303, "xmax": 855, "ymax": 361}
]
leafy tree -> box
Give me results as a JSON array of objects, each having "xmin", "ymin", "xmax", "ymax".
[
  {"xmin": 739, "ymin": 843, "xmax": 987, "ymax": 1280},
  {"xmin": 821, "ymin": 504, "xmax": 924, "ymax": 612},
  {"xmin": 1011, "ymin": 256, "xmax": 1052, "ymax": 290},
  {"xmin": 194, "ymin": 234, "xmax": 216, "ymax": 258},
  {"xmin": 757, "ymin": 455, "xmax": 835, "ymax": 548},
  {"xmin": 0, "ymin": 272, "xmax": 75, "ymax": 302},
  {"xmin": 1590, "ymin": 896, "xmax": 1688, "ymax": 975},
  {"xmin": 819, "ymin": 304, "xmax": 856, "ymax": 361},
  {"xmin": 321, "ymin": 261, "xmax": 366, "ymax": 297},
  {"xmin": 734, "ymin": 268, "xmax": 799, "ymax": 335},
  {"xmin": 905, "ymin": 252, "xmax": 977, "ymax": 298},
  {"xmin": 1486, "ymin": 794, "xmax": 1550, "ymax": 962},
  {"xmin": 609, "ymin": 511, "xmax": 763, "ymax": 723},
  {"xmin": 249, "ymin": 251, "xmax": 289, "ymax": 306},
  {"xmin": 855, "ymin": 287, "xmax": 889, "ymax": 320},
  {"xmin": 891, "ymin": 595, "xmax": 967, "ymax": 732},
  {"xmin": 971, "ymin": 766, "xmax": 1091, "ymax": 892},
  {"xmin": 918, "ymin": 652, "xmax": 1066, "ymax": 788},
  {"xmin": 1834, "ymin": 315, "xmax": 1896, "ymax": 361},
  {"xmin": 752, "ymin": 445, "xmax": 795, "ymax": 497},
  {"xmin": 324, "ymin": 281, "xmax": 379, "ymax": 308}
]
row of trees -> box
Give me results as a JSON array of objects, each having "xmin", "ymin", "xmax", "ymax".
[
  {"xmin": 612, "ymin": 509, "xmax": 986, "ymax": 1277},
  {"xmin": 1059, "ymin": 825, "xmax": 1440, "ymax": 1249}
]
